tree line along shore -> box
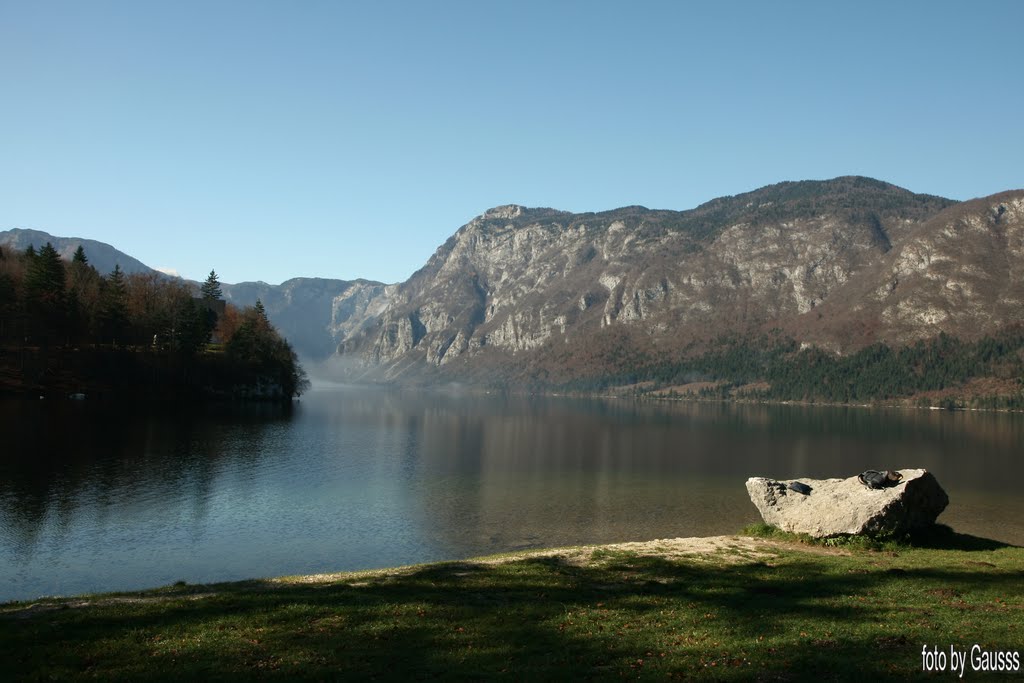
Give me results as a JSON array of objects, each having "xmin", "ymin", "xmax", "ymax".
[
  {"xmin": 553, "ymin": 329, "xmax": 1024, "ymax": 411},
  {"xmin": 0, "ymin": 243, "xmax": 307, "ymax": 401}
]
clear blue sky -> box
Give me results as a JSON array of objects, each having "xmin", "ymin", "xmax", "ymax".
[{"xmin": 2, "ymin": 1, "xmax": 1022, "ymax": 285}]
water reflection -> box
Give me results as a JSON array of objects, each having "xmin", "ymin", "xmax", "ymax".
[
  {"xmin": 0, "ymin": 401, "xmax": 295, "ymax": 598},
  {"xmin": 400, "ymin": 395, "xmax": 1024, "ymax": 557},
  {"xmin": 0, "ymin": 391, "xmax": 1021, "ymax": 602}
]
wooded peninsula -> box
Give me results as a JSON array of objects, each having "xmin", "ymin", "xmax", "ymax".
[{"xmin": 0, "ymin": 243, "xmax": 307, "ymax": 401}]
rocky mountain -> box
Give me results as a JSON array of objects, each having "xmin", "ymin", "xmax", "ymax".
[
  {"xmin": 220, "ymin": 278, "xmax": 389, "ymax": 360},
  {"xmin": 332, "ymin": 177, "xmax": 1024, "ymax": 385},
  {"xmin": 0, "ymin": 228, "xmax": 377, "ymax": 361},
  {"xmin": 780, "ymin": 190, "xmax": 1024, "ymax": 349},
  {"xmin": 8, "ymin": 175, "xmax": 1021, "ymax": 385}
]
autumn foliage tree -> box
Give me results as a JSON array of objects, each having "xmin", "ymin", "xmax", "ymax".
[{"xmin": 225, "ymin": 299, "xmax": 308, "ymax": 397}]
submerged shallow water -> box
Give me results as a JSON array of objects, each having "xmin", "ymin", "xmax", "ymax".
[{"xmin": 1, "ymin": 388, "xmax": 1021, "ymax": 602}]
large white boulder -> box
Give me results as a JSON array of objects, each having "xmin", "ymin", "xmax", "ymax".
[{"xmin": 745, "ymin": 469, "xmax": 949, "ymax": 538}]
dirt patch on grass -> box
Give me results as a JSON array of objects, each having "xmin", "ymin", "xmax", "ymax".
[
  {"xmin": 274, "ymin": 535, "xmax": 810, "ymax": 586},
  {"xmin": 512, "ymin": 535, "xmax": 779, "ymax": 566}
]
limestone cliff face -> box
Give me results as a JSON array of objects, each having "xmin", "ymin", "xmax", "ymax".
[
  {"xmin": 789, "ymin": 192, "xmax": 1024, "ymax": 348},
  {"xmin": 335, "ymin": 176, "xmax": 1024, "ymax": 384},
  {"xmin": 877, "ymin": 193, "xmax": 1024, "ymax": 337}
]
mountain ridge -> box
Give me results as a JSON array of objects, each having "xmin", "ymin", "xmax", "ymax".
[
  {"xmin": 6, "ymin": 176, "xmax": 1022, "ymax": 387},
  {"xmin": 0, "ymin": 228, "xmax": 157, "ymax": 277},
  {"xmin": 331, "ymin": 178, "xmax": 1023, "ymax": 386}
]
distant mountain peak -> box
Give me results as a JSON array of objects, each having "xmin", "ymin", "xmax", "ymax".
[
  {"xmin": 481, "ymin": 205, "xmax": 525, "ymax": 220},
  {"xmin": 0, "ymin": 227, "xmax": 157, "ymax": 277},
  {"xmin": 476, "ymin": 205, "xmax": 573, "ymax": 225}
]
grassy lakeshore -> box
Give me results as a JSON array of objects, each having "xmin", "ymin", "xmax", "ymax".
[{"xmin": 1, "ymin": 528, "xmax": 1021, "ymax": 681}]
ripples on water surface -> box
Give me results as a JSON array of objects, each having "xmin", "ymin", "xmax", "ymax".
[{"xmin": 1, "ymin": 388, "xmax": 1021, "ymax": 601}]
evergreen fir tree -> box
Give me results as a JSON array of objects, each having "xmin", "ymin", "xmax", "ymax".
[
  {"xmin": 195, "ymin": 270, "xmax": 223, "ymax": 344},
  {"xmin": 24, "ymin": 242, "xmax": 67, "ymax": 344},
  {"xmin": 201, "ymin": 270, "xmax": 223, "ymax": 300},
  {"xmin": 99, "ymin": 265, "xmax": 129, "ymax": 345},
  {"xmin": 67, "ymin": 246, "xmax": 101, "ymax": 340},
  {"xmin": 254, "ymin": 299, "xmax": 269, "ymax": 325},
  {"xmin": 26, "ymin": 243, "xmax": 67, "ymax": 299},
  {"xmin": 106, "ymin": 264, "xmax": 127, "ymax": 293}
]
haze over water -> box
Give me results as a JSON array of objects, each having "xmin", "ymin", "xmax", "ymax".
[{"xmin": 1, "ymin": 388, "xmax": 1020, "ymax": 603}]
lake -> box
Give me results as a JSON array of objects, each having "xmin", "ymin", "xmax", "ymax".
[{"xmin": 1, "ymin": 387, "xmax": 1021, "ymax": 603}]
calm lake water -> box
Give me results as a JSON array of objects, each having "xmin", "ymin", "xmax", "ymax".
[{"xmin": 1, "ymin": 387, "xmax": 1022, "ymax": 602}]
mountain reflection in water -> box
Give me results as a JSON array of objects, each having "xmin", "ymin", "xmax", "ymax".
[{"xmin": 1, "ymin": 389, "xmax": 1021, "ymax": 602}]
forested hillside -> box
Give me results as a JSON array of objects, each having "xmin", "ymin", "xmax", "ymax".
[
  {"xmin": 0, "ymin": 243, "xmax": 307, "ymax": 400},
  {"xmin": 561, "ymin": 329, "xmax": 1024, "ymax": 409}
]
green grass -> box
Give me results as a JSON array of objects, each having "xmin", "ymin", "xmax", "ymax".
[{"xmin": 1, "ymin": 530, "xmax": 1021, "ymax": 681}]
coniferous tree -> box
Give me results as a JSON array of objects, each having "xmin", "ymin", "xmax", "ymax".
[
  {"xmin": 24, "ymin": 242, "xmax": 67, "ymax": 344},
  {"xmin": 67, "ymin": 249, "xmax": 101, "ymax": 343},
  {"xmin": 25, "ymin": 243, "xmax": 66, "ymax": 302},
  {"xmin": 201, "ymin": 270, "xmax": 223, "ymax": 300},
  {"xmin": 99, "ymin": 265, "xmax": 130, "ymax": 345},
  {"xmin": 198, "ymin": 270, "xmax": 224, "ymax": 342},
  {"xmin": 254, "ymin": 298, "xmax": 268, "ymax": 325}
]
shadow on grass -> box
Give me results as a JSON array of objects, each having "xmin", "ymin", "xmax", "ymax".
[
  {"xmin": 901, "ymin": 524, "xmax": 1016, "ymax": 551},
  {"xmin": 2, "ymin": 545, "xmax": 1021, "ymax": 681},
  {"xmin": 744, "ymin": 522, "xmax": 1017, "ymax": 552}
]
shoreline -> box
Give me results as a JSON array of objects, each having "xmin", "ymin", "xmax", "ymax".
[
  {"xmin": 1, "ymin": 529, "xmax": 1015, "ymax": 610},
  {"xmin": 0, "ymin": 535, "xmax": 779, "ymax": 609},
  {"xmin": 331, "ymin": 382, "xmax": 1024, "ymax": 414},
  {"xmin": 3, "ymin": 530, "xmax": 1020, "ymax": 680},
  {"xmin": 614, "ymin": 393, "xmax": 1024, "ymax": 414}
]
